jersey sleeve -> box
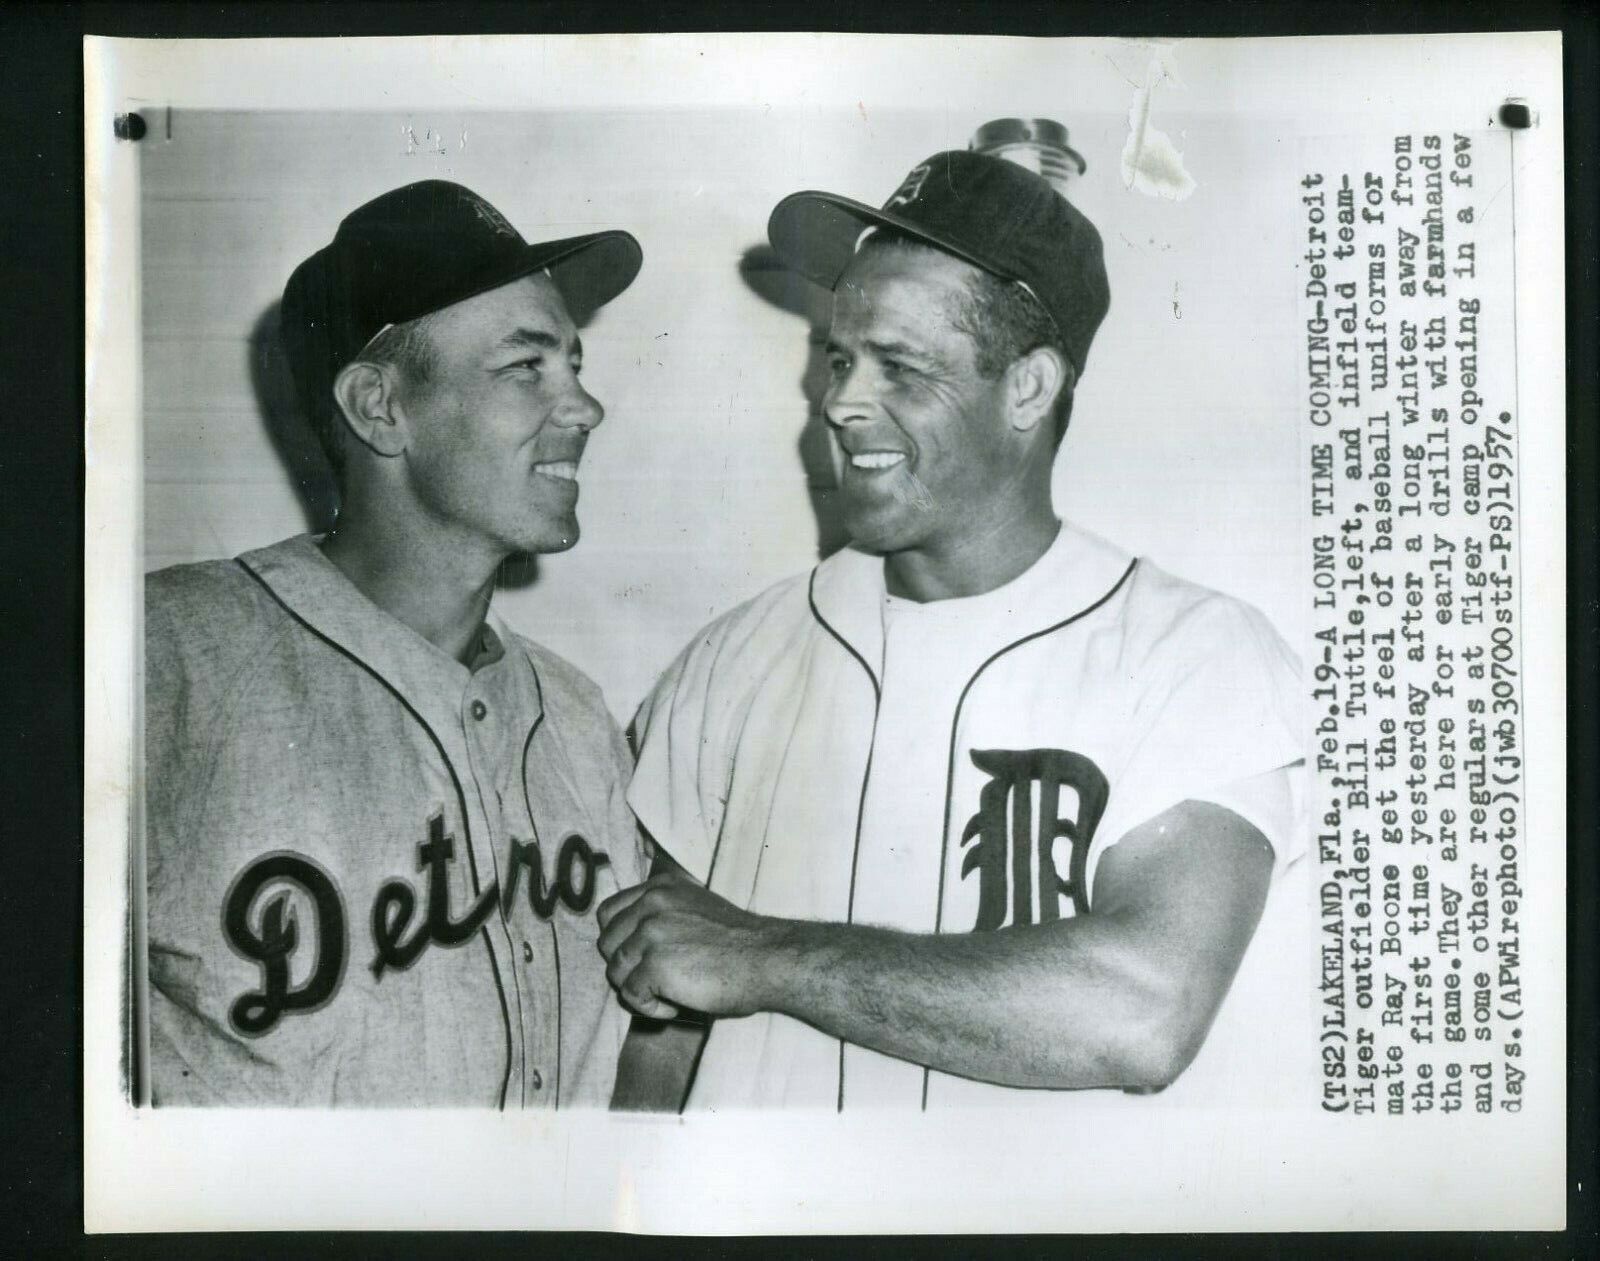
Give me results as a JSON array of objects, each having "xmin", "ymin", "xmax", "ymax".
[
  {"xmin": 602, "ymin": 714, "xmax": 650, "ymax": 889},
  {"xmin": 1198, "ymin": 763, "xmax": 1308, "ymax": 874},
  {"xmin": 143, "ymin": 568, "xmax": 343, "ymax": 1104},
  {"xmin": 626, "ymin": 624, "xmax": 743, "ymax": 886},
  {"xmin": 1087, "ymin": 596, "xmax": 1307, "ymax": 898},
  {"xmin": 142, "ymin": 570, "xmax": 204, "ymax": 870}
]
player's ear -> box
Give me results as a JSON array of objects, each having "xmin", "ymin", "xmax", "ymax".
[
  {"xmin": 1005, "ymin": 345, "xmax": 1069, "ymax": 435},
  {"xmin": 332, "ymin": 359, "xmax": 410, "ymax": 458}
]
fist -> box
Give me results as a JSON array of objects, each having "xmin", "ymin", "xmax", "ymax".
[{"xmin": 596, "ymin": 872, "xmax": 784, "ymax": 1020}]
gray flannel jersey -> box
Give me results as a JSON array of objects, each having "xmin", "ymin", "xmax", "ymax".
[{"xmin": 144, "ymin": 535, "xmax": 643, "ymax": 1106}]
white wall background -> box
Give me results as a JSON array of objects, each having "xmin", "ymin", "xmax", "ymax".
[{"xmin": 142, "ymin": 103, "xmax": 1305, "ymax": 721}]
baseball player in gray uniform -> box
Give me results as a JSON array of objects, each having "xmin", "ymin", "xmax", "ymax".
[
  {"xmin": 601, "ymin": 151, "xmax": 1307, "ymax": 1111},
  {"xmin": 144, "ymin": 181, "xmax": 648, "ymax": 1106}
]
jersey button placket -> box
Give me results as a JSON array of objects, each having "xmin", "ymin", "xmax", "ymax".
[{"xmin": 460, "ymin": 686, "xmax": 528, "ymax": 1104}]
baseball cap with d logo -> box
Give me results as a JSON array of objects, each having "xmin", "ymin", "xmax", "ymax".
[
  {"xmin": 767, "ymin": 150, "xmax": 1110, "ymax": 378},
  {"xmin": 280, "ymin": 180, "xmax": 642, "ymax": 422}
]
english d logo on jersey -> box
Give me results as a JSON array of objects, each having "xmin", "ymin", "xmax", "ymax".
[{"xmin": 960, "ymin": 748, "xmax": 1110, "ymax": 930}]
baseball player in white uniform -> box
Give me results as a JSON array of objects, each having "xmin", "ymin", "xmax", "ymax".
[
  {"xmin": 600, "ymin": 150, "xmax": 1308, "ymax": 1111},
  {"xmin": 144, "ymin": 181, "xmax": 648, "ymax": 1106}
]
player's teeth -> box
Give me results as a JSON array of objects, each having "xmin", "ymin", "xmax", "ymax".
[
  {"xmin": 537, "ymin": 461, "xmax": 578, "ymax": 481},
  {"xmin": 851, "ymin": 452, "xmax": 906, "ymax": 470}
]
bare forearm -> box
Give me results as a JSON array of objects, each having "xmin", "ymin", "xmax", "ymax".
[
  {"xmin": 756, "ymin": 914, "xmax": 1191, "ymax": 1089},
  {"xmin": 598, "ymin": 804, "xmax": 1273, "ymax": 1094}
]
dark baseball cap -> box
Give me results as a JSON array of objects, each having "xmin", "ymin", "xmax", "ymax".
[
  {"xmin": 280, "ymin": 180, "xmax": 642, "ymax": 417},
  {"xmin": 767, "ymin": 150, "xmax": 1109, "ymax": 377}
]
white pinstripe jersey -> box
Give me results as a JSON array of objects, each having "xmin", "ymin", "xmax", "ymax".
[{"xmin": 629, "ymin": 522, "xmax": 1310, "ymax": 1110}]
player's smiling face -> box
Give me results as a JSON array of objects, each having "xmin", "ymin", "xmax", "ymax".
[
  {"xmin": 823, "ymin": 242, "xmax": 1021, "ymax": 562},
  {"xmin": 394, "ymin": 272, "xmax": 602, "ymax": 557}
]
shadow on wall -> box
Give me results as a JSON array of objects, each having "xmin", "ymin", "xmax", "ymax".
[
  {"xmin": 248, "ymin": 301, "xmax": 338, "ymax": 537},
  {"xmin": 246, "ymin": 299, "xmax": 544, "ymax": 591},
  {"xmin": 737, "ymin": 244, "xmax": 851, "ymax": 560}
]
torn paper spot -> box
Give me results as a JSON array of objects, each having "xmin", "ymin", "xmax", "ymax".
[
  {"xmin": 1121, "ymin": 59, "xmax": 1195, "ymax": 201},
  {"xmin": 890, "ymin": 469, "xmax": 936, "ymax": 512}
]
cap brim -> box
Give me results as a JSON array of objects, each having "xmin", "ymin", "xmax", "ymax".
[
  {"xmin": 535, "ymin": 229, "xmax": 643, "ymax": 320},
  {"xmin": 418, "ymin": 228, "xmax": 643, "ymax": 326},
  {"xmin": 767, "ymin": 191, "xmax": 1007, "ymax": 291}
]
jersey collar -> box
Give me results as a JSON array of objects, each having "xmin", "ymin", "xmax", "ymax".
[
  {"xmin": 234, "ymin": 534, "xmax": 538, "ymax": 739},
  {"xmin": 807, "ymin": 521, "xmax": 1136, "ymax": 683}
]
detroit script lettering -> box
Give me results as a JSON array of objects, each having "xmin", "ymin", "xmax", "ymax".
[{"xmin": 221, "ymin": 816, "xmax": 609, "ymax": 1036}]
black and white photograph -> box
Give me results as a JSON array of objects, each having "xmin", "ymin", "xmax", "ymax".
[{"xmin": 83, "ymin": 31, "xmax": 1567, "ymax": 1233}]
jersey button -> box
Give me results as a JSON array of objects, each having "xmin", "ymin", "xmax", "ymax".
[
  {"xmin": 530, "ymin": 1069, "xmax": 543, "ymax": 1091},
  {"xmin": 522, "ymin": 940, "xmax": 533, "ymax": 963},
  {"xmin": 469, "ymin": 699, "xmax": 488, "ymax": 721}
]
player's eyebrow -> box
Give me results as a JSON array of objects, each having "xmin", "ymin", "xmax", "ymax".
[
  {"xmin": 496, "ymin": 327, "xmax": 583, "ymax": 359},
  {"xmin": 824, "ymin": 337, "xmax": 928, "ymax": 363},
  {"xmin": 866, "ymin": 338, "xmax": 925, "ymax": 360}
]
